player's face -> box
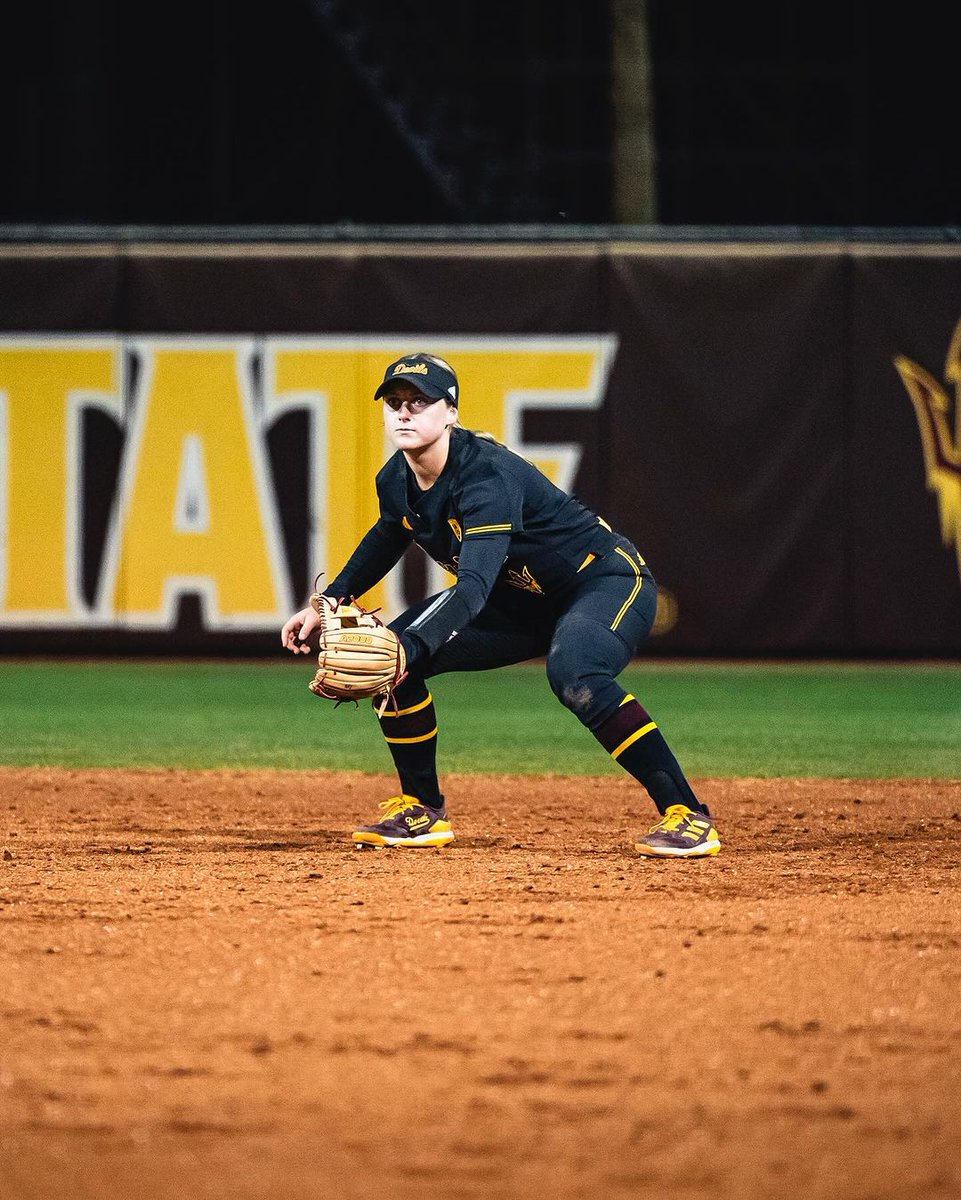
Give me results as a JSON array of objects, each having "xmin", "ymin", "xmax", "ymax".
[{"xmin": 382, "ymin": 382, "xmax": 456, "ymax": 451}]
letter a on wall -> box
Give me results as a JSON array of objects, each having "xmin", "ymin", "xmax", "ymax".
[{"xmin": 100, "ymin": 341, "xmax": 290, "ymax": 628}]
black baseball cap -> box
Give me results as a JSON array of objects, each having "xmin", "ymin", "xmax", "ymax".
[{"xmin": 374, "ymin": 353, "xmax": 459, "ymax": 406}]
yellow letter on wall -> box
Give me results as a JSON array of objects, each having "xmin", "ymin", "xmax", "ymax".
[
  {"xmin": 0, "ymin": 340, "xmax": 119, "ymax": 620},
  {"xmin": 267, "ymin": 341, "xmax": 389, "ymax": 612},
  {"xmin": 103, "ymin": 341, "xmax": 288, "ymax": 628}
]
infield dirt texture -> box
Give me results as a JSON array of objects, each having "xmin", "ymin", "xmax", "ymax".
[{"xmin": 2, "ymin": 766, "xmax": 960, "ymax": 1200}]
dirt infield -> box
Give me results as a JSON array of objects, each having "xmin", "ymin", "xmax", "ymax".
[{"xmin": 2, "ymin": 767, "xmax": 960, "ymax": 1200}]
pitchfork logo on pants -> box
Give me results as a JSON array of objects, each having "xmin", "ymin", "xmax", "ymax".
[{"xmin": 896, "ymin": 319, "xmax": 961, "ymax": 584}]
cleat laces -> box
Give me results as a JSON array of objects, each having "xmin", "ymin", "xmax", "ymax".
[
  {"xmin": 378, "ymin": 796, "xmax": 417, "ymax": 819},
  {"xmin": 647, "ymin": 804, "xmax": 690, "ymax": 834}
]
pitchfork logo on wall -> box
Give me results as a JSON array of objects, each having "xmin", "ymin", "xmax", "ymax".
[{"xmin": 895, "ymin": 319, "xmax": 961, "ymax": 584}]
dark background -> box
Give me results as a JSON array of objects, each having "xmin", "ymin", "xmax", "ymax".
[{"xmin": 2, "ymin": 0, "xmax": 957, "ymax": 229}]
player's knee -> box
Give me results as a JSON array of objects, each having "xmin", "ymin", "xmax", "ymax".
[
  {"xmin": 546, "ymin": 652, "xmax": 602, "ymax": 721},
  {"xmin": 557, "ymin": 678, "xmax": 596, "ymax": 717},
  {"xmin": 546, "ymin": 620, "xmax": 627, "ymax": 724}
]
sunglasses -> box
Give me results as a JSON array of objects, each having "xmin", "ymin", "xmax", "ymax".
[{"xmin": 382, "ymin": 393, "xmax": 440, "ymax": 412}]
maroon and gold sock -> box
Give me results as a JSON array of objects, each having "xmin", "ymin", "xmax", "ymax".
[
  {"xmin": 592, "ymin": 694, "xmax": 707, "ymax": 815},
  {"xmin": 377, "ymin": 691, "xmax": 443, "ymax": 809}
]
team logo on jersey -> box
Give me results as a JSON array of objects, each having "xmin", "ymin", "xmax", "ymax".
[
  {"xmin": 448, "ymin": 517, "xmax": 462, "ymax": 541},
  {"xmin": 506, "ymin": 564, "xmax": 544, "ymax": 594},
  {"xmin": 895, "ymin": 317, "xmax": 961, "ymax": 583}
]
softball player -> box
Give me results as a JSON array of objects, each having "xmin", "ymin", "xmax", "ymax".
[{"xmin": 282, "ymin": 353, "xmax": 720, "ymax": 858}]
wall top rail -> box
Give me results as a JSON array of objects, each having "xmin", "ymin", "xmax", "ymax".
[{"xmin": 1, "ymin": 223, "xmax": 960, "ymax": 248}]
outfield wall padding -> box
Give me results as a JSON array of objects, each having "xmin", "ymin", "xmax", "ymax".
[{"xmin": 1, "ymin": 240, "xmax": 959, "ymax": 656}]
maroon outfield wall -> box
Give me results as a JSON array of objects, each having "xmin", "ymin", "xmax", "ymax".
[{"xmin": 1, "ymin": 238, "xmax": 959, "ymax": 656}]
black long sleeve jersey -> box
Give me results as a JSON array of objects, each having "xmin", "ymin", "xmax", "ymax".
[{"xmin": 324, "ymin": 426, "xmax": 622, "ymax": 664}]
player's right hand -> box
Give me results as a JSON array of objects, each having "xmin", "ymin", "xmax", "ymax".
[{"xmin": 281, "ymin": 606, "xmax": 320, "ymax": 653}]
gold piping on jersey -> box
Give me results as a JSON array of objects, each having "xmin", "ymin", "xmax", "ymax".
[
  {"xmin": 577, "ymin": 552, "xmax": 596, "ymax": 572},
  {"xmin": 448, "ymin": 517, "xmax": 462, "ymax": 540},
  {"xmin": 383, "ymin": 728, "xmax": 438, "ymax": 745},
  {"xmin": 611, "ymin": 546, "xmax": 644, "ymax": 630},
  {"xmin": 378, "ymin": 693, "xmax": 434, "ymax": 718},
  {"xmin": 619, "ymin": 693, "xmax": 635, "ymax": 706},
  {"xmin": 465, "ymin": 523, "xmax": 512, "ymax": 535},
  {"xmin": 402, "ymin": 515, "xmax": 413, "ymax": 531},
  {"xmin": 611, "ymin": 721, "xmax": 657, "ymax": 759}
]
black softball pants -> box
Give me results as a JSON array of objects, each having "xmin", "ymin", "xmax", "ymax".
[{"xmin": 390, "ymin": 540, "xmax": 656, "ymax": 727}]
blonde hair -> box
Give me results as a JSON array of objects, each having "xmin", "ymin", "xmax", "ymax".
[{"xmin": 450, "ymin": 412, "xmax": 496, "ymax": 440}]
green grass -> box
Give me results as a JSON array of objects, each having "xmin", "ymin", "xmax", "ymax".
[{"xmin": 0, "ymin": 660, "xmax": 958, "ymax": 778}]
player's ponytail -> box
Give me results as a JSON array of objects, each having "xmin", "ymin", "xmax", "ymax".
[{"xmin": 449, "ymin": 413, "xmax": 497, "ymax": 441}]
